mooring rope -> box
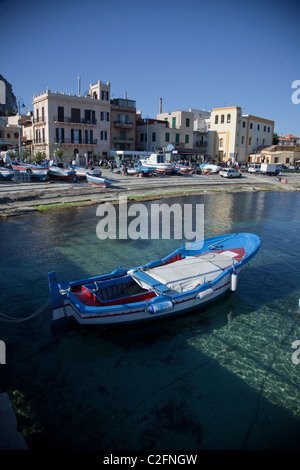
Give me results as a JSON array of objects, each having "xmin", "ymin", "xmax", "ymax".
[{"xmin": 0, "ymin": 299, "xmax": 51, "ymax": 323}]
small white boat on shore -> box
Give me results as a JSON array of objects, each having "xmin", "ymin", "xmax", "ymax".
[
  {"xmin": 48, "ymin": 166, "xmax": 75, "ymax": 180},
  {"xmin": 199, "ymin": 164, "xmax": 221, "ymax": 174},
  {"xmin": 69, "ymin": 165, "xmax": 101, "ymax": 178},
  {"xmin": 139, "ymin": 152, "xmax": 174, "ymax": 174},
  {"xmin": 86, "ymin": 172, "xmax": 109, "ymax": 187}
]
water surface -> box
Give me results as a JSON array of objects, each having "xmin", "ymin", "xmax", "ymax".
[{"xmin": 1, "ymin": 190, "xmax": 300, "ymax": 449}]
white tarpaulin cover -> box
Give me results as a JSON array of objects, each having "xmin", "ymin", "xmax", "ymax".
[{"xmin": 136, "ymin": 251, "xmax": 236, "ymax": 293}]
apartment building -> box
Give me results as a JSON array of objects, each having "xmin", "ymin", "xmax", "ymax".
[
  {"xmin": 207, "ymin": 106, "xmax": 274, "ymax": 163},
  {"xmin": 136, "ymin": 109, "xmax": 195, "ymax": 153},
  {"xmin": 32, "ymin": 80, "xmax": 111, "ymax": 162},
  {"xmin": 0, "ymin": 116, "xmax": 19, "ymax": 152},
  {"xmin": 110, "ymin": 95, "xmax": 136, "ymax": 151}
]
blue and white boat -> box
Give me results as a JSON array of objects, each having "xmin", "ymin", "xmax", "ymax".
[
  {"xmin": 199, "ymin": 163, "xmax": 221, "ymax": 174},
  {"xmin": 86, "ymin": 172, "xmax": 109, "ymax": 187},
  {"xmin": 11, "ymin": 163, "xmax": 49, "ymax": 181},
  {"xmin": 68, "ymin": 164, "xmax": 101, "ymax": 178},
  {"xmin": 0, "ymin": 167, "xmax": 14, "ymax": 180},
  {"xmin": 48, "ymin": 165, "xmax": 75, "ymax": 180},
  {"xmin": 48, "ymin": 232, "xmax": 261, "ymax": 327}
]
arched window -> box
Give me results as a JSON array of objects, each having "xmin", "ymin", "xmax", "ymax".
[
  {"xmin": 227, "ymin": 114, "xmax": 231, "ymax": 123},
  {"xmin": 221, "ymin": 115, "xmax": 224, "ymax": 123},
  {"xmin": 215, "ymin": 115, "xmax": 219, "ymax": 124}
]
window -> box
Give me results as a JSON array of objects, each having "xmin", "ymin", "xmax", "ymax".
[
  {"xmin": 56, "ymin": 128, "xmax": 64, "ymax": 143},
  {"xmin": 118, "ymin": 114, "xmax": 128, "ymax": 124},
  {"xmin": 101, "ymin": 131, "xmax": 107, "ymax": 140},
  {"xmin": 42, "ymin": 128, "xmax": 45, "ymax": 143},
  {"xmin": 176, "ymin": 133, "xmax": 180, "ymax": 143},
  {"xmin": 227, "ymin": 114, "xmax": 231, "ymax": 123},
  {"xmin": 41, "ymin": 107, "xmax": 44, "ymax": 122},
  {"xmin": 186, "ymin": 118, "xmax": 190, "ymax": 127},
  {"xmin": 221, "ymin": 115, "xmax": 224, "ymax": 123},
  {"xmin": 215, "ymin": 115, "xmax": 219, "ymax": 124},
  {"xmin": 165, "ymin": 132, "xmax": 170, "ymax": 142},
  {"xmin": 242, "ymin": 121, "xmax": 246, "ymax": 128},
  {"xmin": 85, "ymin": 129, "xmax": 93, "ymax": 144},
  {"xmin": 250, "ymin": 123, "xmax": 253, "ymax": 129},
  {"xmin": 257, "ymin": 125, "xmax": 260, "ymax": 131},
  {"xmin": 71, "ymin": 129, "xmax": 82, "ymax": 144},
  {"xmin": 185, "ymin": 134, "xmax": 189, "ymax": 144},
  {"xmin": 140, "ymin": 134, "xmax": 144, "ymax": 143},
  {"xmin": 267, "ymin": 127, "xmax": 270, "ymax": 133},
  {"xmin": 264, "ymin": 126, "xmax": 266, "ymax": 132},
  {"xmin": 71, "ymin": 108, "xmax": 81, "ymax": 123},
  {"xmin": 58, "ymin": 106, "xmax": 64, "ymax": 122},
  {"xmin": 241, "ymin": 136, "xmax": 244, "ymax": 144},
  {"xmin": 101, "ymin": 111, "xmax": 109, "ymax": 122},
  {"xmin": 220, "ymin": 138, "xmax": 223, "ymax": 148},
  {"xmin": 101, "ymin": 90, "xmax": 109, "ymax": 101},
  {"xmin": 14, "ymin": 132, "xmax": 18, "ymax": 138},
  {"xmin": 249, "ymin": 137, "xmax": 252, "ymax": 145},
  {"xmin": 172, "ymin": 117, "xmax": 176, "ymax": 128},
  {"xmin": 152, "ymin": 132, "xmax": 156, "ymax": 142}
]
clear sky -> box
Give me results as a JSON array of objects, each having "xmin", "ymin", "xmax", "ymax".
[{"xmin": 1, "ymin": 0, "xmax": 300, "ymax": 136}]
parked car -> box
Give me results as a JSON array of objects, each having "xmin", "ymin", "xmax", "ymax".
[
  {"xmin": 289, "ymin": 165, "xmax": 298, "ymax": 170},
  {"xmin": 248, "ymin": 163, "xmax": 260, "ymax": 173},
  {"xmin": 219, "ymin": 168, "xmax": 242, "ymax": 178}
]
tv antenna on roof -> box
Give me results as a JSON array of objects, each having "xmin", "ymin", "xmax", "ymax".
[{"xmin": 77, "ymin": 76, "xmax": 81, "ymax": 96}]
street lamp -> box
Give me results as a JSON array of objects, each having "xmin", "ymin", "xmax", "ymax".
[{"xmin": 16, "ymin": 97, "xmax": 25, "ymax": 162}]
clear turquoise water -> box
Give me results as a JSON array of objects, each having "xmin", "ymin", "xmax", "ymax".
[{"xmin": 1, "ymin": 190, "xmax": 300, "ymax": 449}]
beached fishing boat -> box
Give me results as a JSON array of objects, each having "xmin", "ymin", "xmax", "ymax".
[
  {"xmin": 0, "ymin": 167, "xmax": 14, "ymax": 180},
  {"xmin": 199, "ymin": 164, "xmax": 221, "ymax": 174},
  {"xmin": 11, "ymin": 163, "xmax": 49, "ymax": 181},
  {"xmin": 48, "ymin": 165, "xmax": 75, "ymax": 180},
  {"xmin": 139, "ymin": 152, "xmax": 174, "ymax": 174},
  {"xmin": 174, "ymin": 163, "xmax": 193, "ymax": 174},
  {"xmin": 68, "ymin": 164, "xmax": 101, "ymax": 178},
  {"xmin": 48, "ymin": 232, "xmax": 261, "ymax": 327},
  {"xmin": 86, "ymin": 172, "xmax": 108, "ymax": 187}
]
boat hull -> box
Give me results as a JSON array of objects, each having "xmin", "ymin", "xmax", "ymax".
[
  {"xmin": 11, "ymin": 164, "xmax": 49, "ymax": 180},
  {"xmin": 48, "ymin": 233, "xmax": 261, "ymax": 328},
  {"xmin": 86, "ymin": 173, "xmax": 107, "ymax": 187},
  {"xmin": 0, "ymin": 168, "xmax": 14, "ymax": 180},
  {"xmin": 48, "ymin": 166, "xmax": 75, "ymax": 180},
  {"xmin": 69, "ymin": 165, "xmax": 101, "ymax": 178}
]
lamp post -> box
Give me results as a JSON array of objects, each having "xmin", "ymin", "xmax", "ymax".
[{"xmin": 16, "ymin": 97, "xmax": 25, "ymax": 162}]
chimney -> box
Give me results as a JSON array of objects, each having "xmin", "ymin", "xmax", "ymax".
[
  {"xmin": 159, "ymin": 98, "xmax": 162, "ymax": 114},
  {"xmin": 124, "ymin": 91, "xmax": 127, "ymax": 99}
]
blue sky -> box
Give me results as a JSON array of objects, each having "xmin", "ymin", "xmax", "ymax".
[{"xmin": 1, "ymin": 0, "xmax": 300, "ymax": 136}]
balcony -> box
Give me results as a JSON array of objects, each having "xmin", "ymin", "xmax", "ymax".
[
  {"xmin": 54, "ymin": 138, "xmax": 97, "ymax": 145},
  {"xmin": 113, "ymin": 120, "xmax": 133, "ymax": 129},
  {"xmin": 113, "ymin": 137, "xmax": 134, "ymax": 143},
  {"xmin": 53, "ymin": 117, "xmax": 97, "ymax": 125}
]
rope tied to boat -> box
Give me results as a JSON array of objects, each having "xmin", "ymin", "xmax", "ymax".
[{"xmin": 0, "ymin": 299, "xmax": 52, "ymax": 323}]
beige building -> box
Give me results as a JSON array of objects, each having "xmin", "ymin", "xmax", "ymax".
[
  {"xmin": 110, "ymin": 96, "xmax": 136, "ymax": 151},
  {"xmin": 32, "ymin": 80, "xmax": 111, "ymax": 162},
  {"xmin": 0, "ymin": 116, "xmax": 20, "ymax": 152},
  {"xmin": 249, "ymin": 145, "xmax": 300, "ymax": 165},
  {"xmin": 136, "ymin": 109, "xmax": 195, "ymax": 153},
  {"xmin": 207, "ymin": 106, "xmax": 274, "ymax": 163}
]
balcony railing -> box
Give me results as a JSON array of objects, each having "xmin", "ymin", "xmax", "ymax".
[
  {"xmin": 54, "ymin": 138, "xmax": 97, "ymax": 145},
  {"xmin": 53, "ymin": 116, "xmax": 97, "ymax": 125},
  {"xmin": 113, "ymin": 121, "xmax": 133, "ymax": 128},
  {"xmin": 113, "ymin": 137, "xmax": 134, "ymax": 143}
]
